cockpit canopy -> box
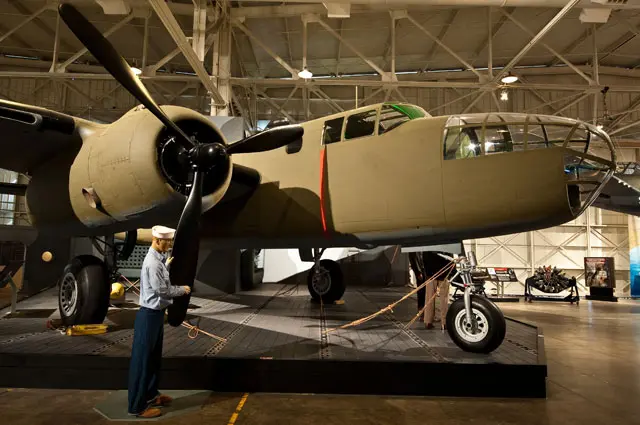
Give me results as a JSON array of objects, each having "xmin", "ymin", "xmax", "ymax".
[
  {"xmin": 442, "ymin": 113, "xmax": 615, "ymax": 164},
  {"xmin": 322, "ymin": 102, "xmax": 430, "ymax": 145}
]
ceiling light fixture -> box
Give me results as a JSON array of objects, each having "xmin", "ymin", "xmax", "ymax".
[
  {"xmin": 298, "ymin": 67, "xmax": 313, "ymax": 79},
  {"xmin": 131, "ymin": 67, "xmax": 142, "ymax": 76},
  {"xmin": 501, "ymin": 72, "xmax": 518, "ymax": 84},
  {"xmin": 500, "ymin": 90, "xmax": 509, "ymax": 101}
]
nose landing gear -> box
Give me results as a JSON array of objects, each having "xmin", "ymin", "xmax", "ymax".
[{"xmin": 441, "ymin": 252, "xmax": 507, "ymax": 354}]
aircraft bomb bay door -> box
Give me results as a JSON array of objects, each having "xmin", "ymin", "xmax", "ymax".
[{"xmin": 321, "ymin": 104, "xmax": 446, "ymax": 235}]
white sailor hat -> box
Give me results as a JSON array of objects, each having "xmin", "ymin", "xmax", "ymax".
[{"xmin": 152, "ymin": 225, "xmax": 175, "ymax": 240}]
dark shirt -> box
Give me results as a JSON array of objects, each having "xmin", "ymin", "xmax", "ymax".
[
  {"xmin": 423, "ymin": 251, "xmax": 453, "ymax": 278},
  {"xmin": 408, "ymin": 252, "xmax": 425, "ymax": 279}
]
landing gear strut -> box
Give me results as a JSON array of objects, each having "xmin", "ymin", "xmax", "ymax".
[
  {"xmin": 442, "ymin": 252, "xmax": 506, "ymax": 354},
  {"xmin": 307, "ymin": 248, "xmax": 345, "ymax": 303},
  {"xmin": 57, "ymin": 232, "xmax": 135, "ymax": 326}
]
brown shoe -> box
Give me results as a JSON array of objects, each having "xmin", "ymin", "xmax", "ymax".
[
  {"xmin": 130, "ymin": 407, "xmax": 162, "ymax": 418},
  {"xmin": 150, "ymin": 394, "xmax": 173, "ymax": 407},
  {"xmin": 425, "ymin": 323, "xmax": 434, "ymax": 330}
]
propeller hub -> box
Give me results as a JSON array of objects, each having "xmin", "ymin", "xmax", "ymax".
[{"xmin": 189, "ymin": 142, "xmax": 228, "ymax": 171}]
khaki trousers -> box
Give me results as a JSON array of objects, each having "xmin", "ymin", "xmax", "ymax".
[{"xmin": 424, "ymin": 279, "xmax": 450, "ymax": 325}]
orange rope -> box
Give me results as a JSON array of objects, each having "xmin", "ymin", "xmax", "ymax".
[
  {"xmin": 326, "ymin": 260, "xmax": 456, "ymax": 333},
  {"xmin": 181, "ymin": 321, "xmax": 227, "ymax": 342}
]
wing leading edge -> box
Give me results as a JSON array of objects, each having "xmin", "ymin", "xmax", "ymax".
[{"xmin": 0, "ymin": 99, "xmax": 95, "ymax": 174}]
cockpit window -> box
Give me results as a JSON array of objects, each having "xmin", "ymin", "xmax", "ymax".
[
  {"xmin": 323, "ymin": 117, "xmax": 344, "ymax": 145},
  {"xmin": 344, "ymin": 109, "xmax": 377, "ymax": 140},
  {"xmin": 378, "ymin": 103, "xmax": 428, "ymax": 135}
]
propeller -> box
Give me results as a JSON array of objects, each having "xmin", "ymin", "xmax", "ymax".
[{"xmin": 58, "ymin": 3, "xmax": 304, "ymax": 326}]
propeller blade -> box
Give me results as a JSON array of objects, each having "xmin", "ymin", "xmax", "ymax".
[
  {"xmin": 167, "ymin": 170, "xmax": 204, "ymax": 326},
  {"xmin": 58, "ymin": 3, "xmax": 194, "ymax": 151},
  {"xmin": 227, "ymin": 125, "xmax": 304, "ymax": 155}
]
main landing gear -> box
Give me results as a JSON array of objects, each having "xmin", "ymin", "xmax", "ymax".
[
  {"xmin": 443, "ymin": 252, "xmax": 506, "ymax": 354},
  {"xmin": 307, "ymin": 248, "xmax": 345, "ymax": 303},
  {"xmin": 57, "ymin": 232, "xmax": 136, "ymax": 326}
]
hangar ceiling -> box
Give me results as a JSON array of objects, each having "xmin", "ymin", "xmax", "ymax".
[{"xmin": 0, "ymin": 0, "xmax": 639, "ymax": 142}]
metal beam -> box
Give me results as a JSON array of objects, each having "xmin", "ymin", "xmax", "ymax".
[
  {"xmin": 253, "ymin": 86, "xmax": 295, "ymax": 122},
  {"xmin": 501, "ymin": 9, "xmax": 594, "ymax": 84},
  {"xmin": 310, "ymin": 85, "xmax": 343, "ymax": 112},
  {"xmin": 55, "ymin": 13, "xmax": 136, "ymax": 72},
  {"xmin": 462, "ymin": 91, "xmax": 487, "ymax": 114},
  {"xmin": 610, "ymin": 119, "xmax": 640, "ymax": 136},
  {"xmin": 49, "ymin": 11, "xmax": 61, "ymax": 73},
  {"xmin": 283, "ymin": 17, "xmax": 294, "ymax": 69},
  {"xmin": 423, "ymin": 9, "xmax": 458, "ymax": 71},
  {"xmin": 428, "ymin": 89, "xmax": 478, "ymax": 114},
  {"xmin": 553, "ymin": 91, "xmax": 590, "ymax": 116},
  {"xmin": 148, "ymin": 0, "xmax": 226, "ymax": 106},
  {"xmin": 548, "ymin": 25, "xmax": 600, "ymax": 67},
  {"xmin": 592, "ymin": 23, "xmax": 599, "ymax": 125},
  {"xmin": 336, "ymin": 19, "xmax": 344, "ymax": 76},
  {"xmin": 487, "ymin": 7, "xmax": 493, "ymax": 78},
  {"xmin": 232, "ymin": 20, "xmax": 298, "ymax": 77},
  {"xmin": 192, "ymin": 0, "xmax": 207, "ymax": 62},
  {"xmin": 312, "ymin": 15, "xmax": 387, "ymax": 77},
  {"xmin": 495, "ymin": 0, "xmax": 582, "ymax": 84},
  {"xmin": 599, "ymin": 18, "xmax": 639, "ymax": 63},
  {"xmin": 608, "ymin": 94, "xmax": 640, "ymax": 130},
  {"xmin": 8, "ymin": 1, "xmax": 75, "ymax": 53},
  {"xmin": 473, "ymin": 7, "xmax": 512, "ymax": 66},
  {"xmin": 0, "ymin": 3, "xmax": 50, "ymax": 45},
  {"xmin": 406, "ymin": 13, "xmax": 483, "ymax": 79}
]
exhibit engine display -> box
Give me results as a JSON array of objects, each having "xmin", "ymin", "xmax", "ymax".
[{"xmin": 0, "ymin": 3, "xmax": 617, "ymax": 354}]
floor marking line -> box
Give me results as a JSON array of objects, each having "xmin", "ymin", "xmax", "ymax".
[{"xmin": 227, "ymin": 393, "xmax": 249, "ymax": 425}]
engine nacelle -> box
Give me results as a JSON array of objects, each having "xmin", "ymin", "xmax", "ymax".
[{"xmin": 68, "ymin": 105, "xmax": 232, "ymax": 229}]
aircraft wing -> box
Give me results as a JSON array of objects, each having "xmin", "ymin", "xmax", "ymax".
[
  {"xmin": 592, "ymin": 174, "xmax": 640, "ymax": 216},
  {"xmin": 0, "ymin": 99, "xmax": 89, "ymax": 174}
]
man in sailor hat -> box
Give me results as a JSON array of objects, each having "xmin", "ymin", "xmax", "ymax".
[{"xmin": 128, "ymin": 225, "xmax": 190, "ymax": 418}]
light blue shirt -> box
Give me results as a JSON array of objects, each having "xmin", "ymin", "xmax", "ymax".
[{"xmin": 139, "ymin": 247, "xmax": 186, "ymax": 310}]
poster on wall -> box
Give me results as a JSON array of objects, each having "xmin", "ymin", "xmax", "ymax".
[
  {"xmin": 584, "ymin": 257, "xmax": 615, "ymax": 288},
  {"xmin": 629, "ymin": 215, "xmax": 640, "ymax": 296},
  {"xmin": 486, "ymin": 267, "xmax": 519, "ymax": 282}
]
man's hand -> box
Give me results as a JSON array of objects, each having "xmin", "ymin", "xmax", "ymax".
[
  {"xmin": 417, "ymin": 273, "xmax": 424, "ymax": 282},
  {"xmin": 183, "ymin": 286, "xmax": 191, "ymax": 295},
  {"xmin": 166, "ymin": 256, "xmax": 174, "ymax": 266}
]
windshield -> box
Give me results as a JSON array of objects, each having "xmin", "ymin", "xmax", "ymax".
[{"xmin": 378, "ymin": 103, "xmax": 429, "ymax": 134}]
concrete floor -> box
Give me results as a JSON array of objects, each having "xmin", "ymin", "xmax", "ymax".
[{"xmin": 1, "ymin": 298, "xmax": 639, "ymax": 425}]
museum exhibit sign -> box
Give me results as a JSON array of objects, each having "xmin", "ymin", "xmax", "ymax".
[{"xmin": 584, "ymin": 256, "xmax": 618, "ymax": 301}]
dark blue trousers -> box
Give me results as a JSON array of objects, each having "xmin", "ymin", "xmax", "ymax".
[{"xmin": 128, "ymin": 307, "xmax": 165, "ymax": 415}]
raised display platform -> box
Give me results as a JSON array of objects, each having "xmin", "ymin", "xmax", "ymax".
[{"xmin": 0, "ymin": 284, "xmax": 547, "ymax": 398}]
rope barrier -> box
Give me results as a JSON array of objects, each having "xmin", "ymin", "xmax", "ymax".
[
  {"xmin": 182, "ymin": 321, "xmax": 227, "ymax": 342},
  {"xmin": 326, "ymin": 260, "xmax": 456, "ymax": 333},
  {"xmin": 119, "ymin": 274, "xmax": 226, "ymax": 342}
]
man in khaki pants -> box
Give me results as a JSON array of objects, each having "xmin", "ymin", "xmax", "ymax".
[{"xmin": 423, "ymin": 251, "xmax": 451, "ymax": 330}]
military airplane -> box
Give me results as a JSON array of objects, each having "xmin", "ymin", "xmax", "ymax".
[{"xmin": 0, "ymin": 4, "xmax": 617, "ymax": 353}]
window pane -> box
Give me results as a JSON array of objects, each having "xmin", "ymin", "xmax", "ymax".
[
  {"xmin": 379, "ymin": 106, "xmax": 409, "ymax": 134},
  {"xmin": 545, "ymin": 125, "xmax": 574, "ymax": 146},
  {"xmin": 484, "ymin": 126, "xmax": 513, "ymax": 155},
  {"xmin": 344, "ymin": 110, "xmax": 377, "ymax": 140},
  {"xmin": 444, "ymin": 127, "xmax": 481, "ymax": 160},
  {"xmin": 588, "ymin": 131, "xmax": 614, "ymax": 162},
  {"xmin": 322, "ymin": 117, "xmax": 344, "ymax": 144}
]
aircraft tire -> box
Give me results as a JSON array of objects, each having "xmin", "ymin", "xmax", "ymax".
[
  {"xmin": 58, "ymin": 255, "xmax": 110, "ymax": 326},
  {"xmin": 307, "ymin": 259, "xmax": 345, "ymax": 303},
  {"xmin": 240, "ymin": 249, "xmax": 264, "ymax": 290},
  {"xmin": 446, "ymin": 295, "xmax": 506, "ymax": 354}
]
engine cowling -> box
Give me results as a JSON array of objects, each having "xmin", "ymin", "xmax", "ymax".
[{"xmin": 67, "ymin": 105, "xmax": 232, "ymax": 229}]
